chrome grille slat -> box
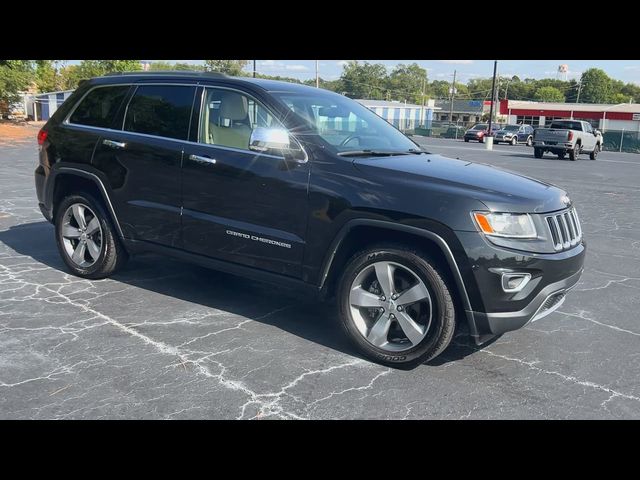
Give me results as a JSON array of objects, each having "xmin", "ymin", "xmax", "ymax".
[{"xmin": 546, "ymin": 207, "xmax": 582, "ymax": 251}]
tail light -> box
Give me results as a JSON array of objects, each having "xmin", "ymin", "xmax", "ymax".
[
  {"xmin": 37, "ymin": 128, "xmax": 48, "ymax": 145},
  {"xmin": 567, "ymin": 131, "xmax": 573, "ymax": 141}
]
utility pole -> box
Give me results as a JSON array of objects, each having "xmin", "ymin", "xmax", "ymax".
[
  {"xmin": 420, "ymin": 76, "xmax": 426, "ymax": 127},
  {"xmin": 576, "ymin": 81, "xmax": 582, "ymax": 103},
  {"xmin": 448, "ymin": 69, "xmax": 456, "ymax": 123},
  {"xmin": 253, "ymin": 60, "xmax": 256, "ymax": 78},
  {"xmin": 315, "ymin": 60, "xmax": 319, "ymax": 88},
  {"xmin": 487, "ymin": 61, "xmax": 497, "ymax": 135}
]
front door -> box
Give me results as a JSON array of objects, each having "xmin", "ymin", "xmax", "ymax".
[
  {"xmin": 92, "ymin": 84, "xmax": 197, "ymax": 248},
  {"xmin": 181, "ymin": 86, "xmax": 310, "ymax": 277}
]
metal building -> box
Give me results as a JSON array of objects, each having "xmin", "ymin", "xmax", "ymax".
[
  {"xmin": 356, "ymin": 99, "xmax": 439, "ymax": 131},
  {"xmin": 29, "ymin": 90, "xmax": 74, "ymax": 121}
]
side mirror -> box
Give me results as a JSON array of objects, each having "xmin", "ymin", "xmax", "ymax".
[{"xmin": 249, "ymin": 127, "xmax": 307, "ymax": 163}]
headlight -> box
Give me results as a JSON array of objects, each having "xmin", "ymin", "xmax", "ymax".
[{"xmin": 473, "ymin": 212, "xmax": 537, "ymax": 238}]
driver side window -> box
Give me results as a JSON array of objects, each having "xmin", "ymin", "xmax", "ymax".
[{"xmin": 198, "ymin": 88, "xmax": 283, "ymax": 151}]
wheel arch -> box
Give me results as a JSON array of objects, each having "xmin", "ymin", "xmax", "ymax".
[
  {"xmin": 47, "ymin": 167, "xmax": 124, "ymax": 239},
  {"xmin": 318, "ymin": 219, "xmax": 480, "ymax": 337}
]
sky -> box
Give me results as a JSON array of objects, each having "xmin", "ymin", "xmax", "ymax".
[{"xmin": 156, "ymin": 60, "xmax": 640, "ymax": 84}]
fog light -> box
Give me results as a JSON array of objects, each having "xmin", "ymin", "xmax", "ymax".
[{"xmin": 501, "ymin": 273, "xmax": 532, "ymax": 293}]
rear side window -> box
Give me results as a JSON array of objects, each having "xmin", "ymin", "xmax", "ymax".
[
  {"xmin": 69, "ymin": 86, "xmax": 129, "ymax": 128},
  {"xmin": 124, "ymin": 85, "xmax": 196, "ymax": 140}
]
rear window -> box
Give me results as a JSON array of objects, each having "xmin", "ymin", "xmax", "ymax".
[
  {"xmin": 69, "ymin": 86, "xmax": 129, "ymax": 128},
  {"xmin": 123, "ymin": 85, "xmax": 196, "ymax": 140},
  {"xmin": 471, "ymin": 124, "xmax": 487, "ymax": 130},
  {"xmin": 550, "ymin": 121, "xmax": 582, "ymax": 130}
]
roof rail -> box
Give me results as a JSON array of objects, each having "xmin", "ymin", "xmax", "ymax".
[{"xmin": 104, "ymin": 70, "xmax": 227, "ymax": 77}]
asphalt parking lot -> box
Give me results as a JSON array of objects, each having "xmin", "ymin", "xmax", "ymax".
[{"xmin": 1, "ymin": 136, "xmax": 639, "ymax": 419}]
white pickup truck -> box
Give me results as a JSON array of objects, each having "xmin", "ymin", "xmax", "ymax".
[{"xmin": 532, "ymin": 119, "xmax": 602, "ymax": 161}]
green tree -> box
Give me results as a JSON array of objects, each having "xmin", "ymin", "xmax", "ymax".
[
  {"xmin": 620, "ymin": 82, "xmax": 640, "ymax": 103},
  {"xmin": 339, "ymin": 61, "xmax": 388, "ymax": 99},
  {"xmin": 429, "ymin": 80, "xmax": 453, "ymax": 99},
  {"xmin": 148, "ymin": 61, "xmax": 204, "ymax": 71},
  {"xmin": 579, "ymin": 68, "xmax": 612, "ymax": 103},
  {"xmin": 533, "ymin": 86, "xmax": 565, "ymax": 102},
  {"xmin": 203, "ymin": 60, "xmax": 249, "ymax": 76},
  {"xmin": 0, "ymin": 60, "xmax": 34, "ymax": 104},
  {"xmin": 386, "ymin": 63, "xmax": 427, "ymax": 104},
  {"xmin": 34, "ymin": 60, "xmax": 66, "ymax": 92},
  {"xmin": 56, "ymin": 60, "xmax": 142, "ymax": 89},
  {"xmin": 610, "ymin": 93, "xmax": 630, "ymax": 104}
]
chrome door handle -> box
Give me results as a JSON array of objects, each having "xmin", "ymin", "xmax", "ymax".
[
  {"xmin": 189, "ymin": 154, "xmax": 216, "ymax": 165},
  {"xmin": 103, "ymin": 139, "xmax": 126, "ymax": 149}
]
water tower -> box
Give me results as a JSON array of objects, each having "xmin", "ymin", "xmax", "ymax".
[{"xmin": 557, "ymin": 64, "xmax": 569, "ymax": 81}]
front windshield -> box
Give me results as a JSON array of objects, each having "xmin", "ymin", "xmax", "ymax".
[
  {"xmin": 503, "ymin": 125, "xmax": 519, "ymax": 131},
  {"xmin": 273, "ymin": 91, "xmax": 419, "ymax": 154},
  {"xmin": 471, "ymin": 124, "xmax": 488, "ymax": 130}
]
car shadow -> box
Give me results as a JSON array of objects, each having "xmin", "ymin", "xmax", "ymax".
[
  {"xmin": 0, "ymin": 220, "xmax": 491, "ymax": 369},
  {"xmin": 502, "ymin": 152, "xmax": 591, "ymax": 162}
]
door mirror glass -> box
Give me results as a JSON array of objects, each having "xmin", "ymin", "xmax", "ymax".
[{"xmin": 249, "ymin": 127, "xmax": 307, "ymax": 162}]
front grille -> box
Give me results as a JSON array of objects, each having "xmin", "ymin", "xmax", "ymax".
[{"xmin": 546, "ymin": 208, "xmax": 582, "ymax": 251}]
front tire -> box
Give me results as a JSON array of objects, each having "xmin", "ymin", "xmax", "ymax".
[
  {"xmin": 464, "ymin": 138, "xmax": 469, "ymax": 142},
  {"xmin": 337, "ymin": 244, "xmax": 456, "ymax": 368},
  {"xmin": 590, "ymin": 143, "xmax": 600, "ymax": 160},
  {"xmin": 511, "ymin": 137, "xmax": 517, "ymax": 146},
  {"xmin": 526, "ymin": 136, "xmax": 533, "ymax": 146},
  {"xmin": 55, "ymin": 193, "xmax": 128, "ymax": 279},
  {"xmin": 534, "ymin": 147, "xmax": 543, "ymax": 158}
]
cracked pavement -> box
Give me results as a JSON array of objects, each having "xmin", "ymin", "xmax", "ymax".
[{"xmin": 1, "ymin": 137, "xmax": 639, "ymax": 419}]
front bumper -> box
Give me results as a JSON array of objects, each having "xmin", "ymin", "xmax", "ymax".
[
  {"xmin": 471, "ymin": 267, "xmax": 582, "ymax": 337},
  {"xmin": 454, "ymin": 231, "xmax": 586, "ymax": 340}
]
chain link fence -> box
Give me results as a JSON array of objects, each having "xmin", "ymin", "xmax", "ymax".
[
  {"xmin": 409, "ymin": 120, "xmax": 477, "ymax": 139},
  {"xmin": 602, "ymin": 130, "xmax": 640, "ymax": 154}
]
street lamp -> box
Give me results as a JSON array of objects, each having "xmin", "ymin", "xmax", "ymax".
[{"xmin": 601, "ymin": 103, "xmax": 627, "ymax": 133}]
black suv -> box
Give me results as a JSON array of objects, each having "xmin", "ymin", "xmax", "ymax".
[{"xmin": 34, "ymin": 72, "xmax": 585, "ymax": 367}]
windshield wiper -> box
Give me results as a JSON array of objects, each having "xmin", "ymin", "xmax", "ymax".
[{"xmin": 337, "ymin": 149, "xmax": 419, "ymax": 157}]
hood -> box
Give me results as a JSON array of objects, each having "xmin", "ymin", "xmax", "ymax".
[{"xmin": 353, "ymin": 153, "xmax": 569, "ymax": 213}]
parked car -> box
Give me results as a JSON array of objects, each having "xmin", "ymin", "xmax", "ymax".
[
  {"xmin": 35, "ymin": 72, "xmax": 585, "ymax": 367},
  {"xmin": 533, "ymin": 119, "xmax": 602, "ymax": 160},
  {"xmin": 494, "ymin": 124, "xmax": 534, "ymax": 146},
  {"xmin": 463, "ymin": 123, "xmax": 501, "ymax": 143}
]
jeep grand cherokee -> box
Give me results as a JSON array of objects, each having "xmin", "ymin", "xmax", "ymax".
[{"xmin": 34, "ymin": 72, "xmax": 585, "ymax": 367}]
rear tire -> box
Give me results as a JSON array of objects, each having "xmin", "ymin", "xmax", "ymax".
[
  {"xmin": 54, "ymin": 193, "xmax": 128, "ymax": 279},
  {"xmin": 464, "ymin": 138, "xmax": 469, "ymax": 142},
  {"xmin": 558, "ymin": 152, "xmax": 566, "ymax": 160},
  {"xmin": 569, "ymin": 144, "xmax": 580, "ymax": 161},
  {"xmin": 534, "ymin": 147, "xmax": 543, "ymax": 158},
  {"xmin": 337, "ymin": 244, "xmax": 456, "ymax": 368},
  {"xmin": 590, "ymin": 143, "xmax": 600, "ymax": 160}
]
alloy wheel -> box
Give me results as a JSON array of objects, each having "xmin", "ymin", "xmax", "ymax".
[
  {"xmin": 349, "ymin": 261, "xmax": 433, "ymax": 352},
  {"xmin": 60, "ymin": 203, "xmax": 103, "ymax": 268}
]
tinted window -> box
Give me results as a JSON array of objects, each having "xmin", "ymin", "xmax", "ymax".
[
  {"xmin": 550, "ymin": 121, "xmax": 582, "ymax": 130},
  {"xmin": 69, "ymin": 86, "xmax": 129, "ymax": 128},
  {"xmin": 124, "ymin": 85, "xmax": 195, "ymax": 140}
]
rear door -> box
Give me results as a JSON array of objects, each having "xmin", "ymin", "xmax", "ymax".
[
  {"xmin": 91, "ymin": 83, "xmax": 197, "ymax": 247},
  {"xmin": 60, "ymin": 85, "xmax": 131, "ymax": 167},
  {"xmin": 581, "ymin": 122, "xmax": 597, "ymax": 150}
]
